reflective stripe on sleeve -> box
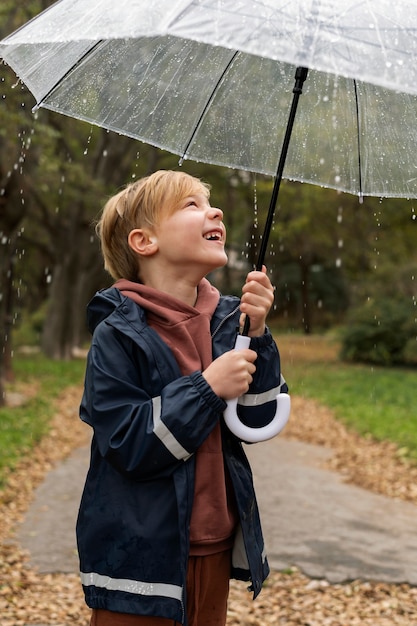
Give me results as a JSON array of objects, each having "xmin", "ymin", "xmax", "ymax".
[
  {"xmin": 238, "ymin": 375, "xmax": 287, "ymax": 407},
  {"xmin": 152, "ymin": 396, "xmax": 192, "ymax": 461},
  {"xmin": 80, "ymin": 571, "xmax": 183, "ymax": 601}
]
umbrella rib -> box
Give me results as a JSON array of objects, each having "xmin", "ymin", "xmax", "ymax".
[
  {"xmin": 179, "ymin": 50, "xmax": 239, "ymax": 162},
  {"xmin": 353, "ymin": 79, "xmax": 363, "ymax": 201},
  {"xmin": 33, "ymin": 40, "xmax": 104, "ymax": 111}
]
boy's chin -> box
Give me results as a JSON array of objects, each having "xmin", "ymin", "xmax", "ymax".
[
  {"xmin": 202, "ymin": 255, "xmax": 228, "ymax": 278},
  {"xmin": 215, "ymin": 254, "xmax": 228, "ymax": 269}
]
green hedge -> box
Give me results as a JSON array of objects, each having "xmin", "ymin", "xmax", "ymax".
[{"xmin": 340, "ymin": 297, "xmax": 417, "ymax": 366}]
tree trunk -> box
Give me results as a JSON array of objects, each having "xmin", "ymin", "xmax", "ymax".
[
  {"xmin": 40, "ymin": 215, "xmax": 106, "ymax": 359},
  {"xmin": 0, "ymin": 173, "xmax": 28, "ymax": 402}
]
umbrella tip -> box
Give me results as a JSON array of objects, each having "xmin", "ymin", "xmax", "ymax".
[{"xmin": 358, "ymin": 192, "xmax": 364, "ymax": 205}]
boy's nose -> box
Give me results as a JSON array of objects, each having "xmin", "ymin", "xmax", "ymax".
[{"xmin": 210, "ymin": 206, "xmax": 223, "ymax": 220}]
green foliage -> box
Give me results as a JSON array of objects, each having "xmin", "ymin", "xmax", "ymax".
[
  {"xmin": 340, "ymin": 297, "xmax": 416, "ymax": 365},
  {"xmin": 0, "ymin": 354, "xmax": 85, "ymax": 487},
  {"xmin": 13, "ymin": 305, "xmax": 47, "ymax": 347},
  {"xmin": 0, "ymin": 395, "xmax": 50, "ymax": 485},
  {"xmin": 275, "ymin": 261, "xmax": 349, "ymax": 327},
  {"xmin": 403, "ymin": 336, "xmax": 417, "ymax": 365}
]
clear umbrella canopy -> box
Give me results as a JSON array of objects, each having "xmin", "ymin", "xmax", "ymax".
[{"xmin": 1, "ymin": 0, "xmax": 417, "ymax": 199}]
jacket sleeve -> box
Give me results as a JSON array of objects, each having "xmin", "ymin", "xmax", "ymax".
[
  {"xmin": 80, "ymin": 322, "xmax": 226, "ymax": 480},
  {"xmin": 236, "ymin": 328, "xmax": 288, "ymax": 429}
]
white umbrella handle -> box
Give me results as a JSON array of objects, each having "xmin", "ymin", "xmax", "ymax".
[{"xmin": 223, "ymin": 334, "xmax": 291, "ymax": 442}]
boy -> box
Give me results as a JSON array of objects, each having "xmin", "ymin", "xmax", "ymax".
[{"xmin": 77, "ymin": 170, "xmax": 288, "ymax": 626}]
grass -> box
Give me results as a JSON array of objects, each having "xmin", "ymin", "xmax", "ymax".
[
  {"xmin": 276, "ymin": 333, "xmax": 417, "ymax": 461},
  {"xmin": 0, "ymin": 353, "xmax": 85, "ymax": 487}
]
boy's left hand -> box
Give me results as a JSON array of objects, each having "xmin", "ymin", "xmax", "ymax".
[{"xmin": 240, "ymin": 266, "xmax": 275, "ymax": 337}]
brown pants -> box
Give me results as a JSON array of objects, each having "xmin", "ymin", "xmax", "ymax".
[{"xmin": 90, "ymin": 550, "xmax": 231, "ymax": 626}]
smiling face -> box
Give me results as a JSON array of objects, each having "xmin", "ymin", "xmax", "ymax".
[{"xmin": 151, "ymin": 191, "xmax": 228, "ymax": 281}]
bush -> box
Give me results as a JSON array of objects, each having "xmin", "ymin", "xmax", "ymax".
[
  {"xmin": 340, "ymin": 297, "xmax": 417, "ymax": 366},
  {"xmin": 12, "ymin": 304, "xmax": 47, "ymax": 348}
]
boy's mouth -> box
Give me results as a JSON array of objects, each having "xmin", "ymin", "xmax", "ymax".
[{"xmin": 203, "ymin": 230, "xmax": 223, "ymax": 241}]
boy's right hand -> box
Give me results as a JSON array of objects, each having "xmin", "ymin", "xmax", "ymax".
[{"xmin": 202, "ymin": 349, "xmax": 257, "ymax": 400}]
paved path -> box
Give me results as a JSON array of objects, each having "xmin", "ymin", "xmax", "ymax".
[{"xmin": 17, "ymin": 436, "xmax": 417, "ymax": 585}]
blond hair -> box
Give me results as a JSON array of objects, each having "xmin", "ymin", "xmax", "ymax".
[{"xmin": 96, "ymin": 170, "xmax": 210, "ymax": 281}]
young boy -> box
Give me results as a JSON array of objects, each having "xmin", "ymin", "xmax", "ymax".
[{"xmin": 77, "ymin": 170, "xmax": 288, "ymax": 626}]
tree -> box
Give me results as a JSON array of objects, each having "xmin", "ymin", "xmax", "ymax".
[
  {"xmin": 27, "ymin": 121, "xmax": 176, "ymax": 359},
  {"xmin": 0, "ymin": 0, "xmax": 59, "ymax": 402},
  {"xmin": 254, "ymin": 178, "xmax": 417, "ymax": 333}
]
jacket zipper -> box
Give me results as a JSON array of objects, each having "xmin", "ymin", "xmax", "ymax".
[{"xmin": 211, "ymin": 304, "xmax": 240, "ymax": 340}]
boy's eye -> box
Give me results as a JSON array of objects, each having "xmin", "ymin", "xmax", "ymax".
[{"xmin": 184, "ymin": 200, "xmax": 198, "ymax": 209}]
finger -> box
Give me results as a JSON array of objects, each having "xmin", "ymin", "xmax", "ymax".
[
  {"xmin": 241, "ymin": 293, "xmax": 273, "ymax": 315},
  {"xmin": 238, "ymin": 348, "xmax": 257, "ymax": 363},
  {"xmin": 243, "ymin": 274, "xmax": 274, "ymax": 294}
]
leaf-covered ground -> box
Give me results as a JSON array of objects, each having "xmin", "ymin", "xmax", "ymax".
[{"xmin": 1, "ymin": 386, "xmax": 417, "ymax": 625}]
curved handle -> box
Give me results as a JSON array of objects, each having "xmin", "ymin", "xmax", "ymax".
[{"xmin": 223, "ymin": 334, "xmax": 291, "ymax": 442}]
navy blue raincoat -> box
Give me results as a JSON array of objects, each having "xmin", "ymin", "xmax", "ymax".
[{"xmin": 76, "ymin": 287, "xmax": 288, "ymax": 624}]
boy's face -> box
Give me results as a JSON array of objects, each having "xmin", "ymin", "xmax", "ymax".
[{"xmin": 152, "ymin": 191, "xmax": 228, "ymax": 278}]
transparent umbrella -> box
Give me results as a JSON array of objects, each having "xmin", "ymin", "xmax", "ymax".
[{"xmin": 2, "ymin": 0, "xmax": 417, "ymax": 440}]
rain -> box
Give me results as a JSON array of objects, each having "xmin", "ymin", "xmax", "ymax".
[{"xmin": 2, "ymin": 0, "xmax": 417, "ymax": 623}]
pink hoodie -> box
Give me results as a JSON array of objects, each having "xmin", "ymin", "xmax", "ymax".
[{"xmin": 115, "ymin": 277, "xmax": 238, "ymax": 555}]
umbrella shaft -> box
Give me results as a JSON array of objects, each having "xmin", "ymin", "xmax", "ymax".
[
  {"xmin": 256, "ymin": 66, "xmax": 308, "ymax": 271},
  {"xmin": 243, "ymin": 66, "xmax": 308, "ymax": 336}
]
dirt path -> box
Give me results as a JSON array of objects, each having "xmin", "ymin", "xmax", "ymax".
[{"xmin": 2, "ymin": 385, "xmax": 417, "ymax": 625}]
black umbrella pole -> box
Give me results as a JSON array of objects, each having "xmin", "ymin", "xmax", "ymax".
[{"xmin": 242, "ymin": 66, "xmax": 308, "ymax": 337}]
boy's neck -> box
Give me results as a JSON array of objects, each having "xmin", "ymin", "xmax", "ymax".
[{"xmin": 140, "ymin": 269, "xmax": 200, "ymax": 307}]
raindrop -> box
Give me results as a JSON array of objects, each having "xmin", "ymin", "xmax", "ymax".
[
  {"xmin": 252, "ymin": 176, "xmax": 258, "ymax": 230},
  {"xmin": 335, "ymin": 258, "xmax": 342, "ymax": 268},
  {"xmin": 84, "ymin": 130, "xmax": 93, "ymax": 155}
]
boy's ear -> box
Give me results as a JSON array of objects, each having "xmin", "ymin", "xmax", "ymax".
[{"xmin": 128, "ymin": 229, "xmax": 158, "ymax": 257}]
